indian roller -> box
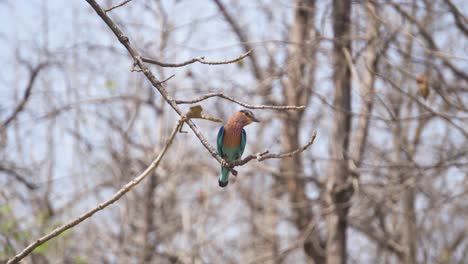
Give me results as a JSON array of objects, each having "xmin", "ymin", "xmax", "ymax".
[{"xmin": 217, "ymin": 110, "xmax": 259, "ymax": 187}]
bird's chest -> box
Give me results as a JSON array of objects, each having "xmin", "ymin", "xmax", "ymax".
[{"xmin": 223, "ymin": 128, "xmax": 242, "ymax": 147}]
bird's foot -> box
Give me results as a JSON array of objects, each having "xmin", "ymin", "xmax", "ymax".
[{"xmin": 221, "ymin": 159, "xmax": 230, "ymax": 168}]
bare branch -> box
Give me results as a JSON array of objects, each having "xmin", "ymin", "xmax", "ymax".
[
  {"xmin": 6, "ymin": 118, "xmax": 184, "ymax": 264},
  {"xmin": 228, "ymin": 130, "xmax": 317, "ymax": 168},
  {"xmin": 176, "ymin": 92, "xmax": 305, "ymax": 110},
  {"xmin": 105, "ymin": 0, "xmax": 133, "ymax": 13},
  {"xmin": 0, "ymin": 165, "xmax": 37, "ymax": 190},
  {"xmin": 157, "ymin": 74, "xmax": 175, "ymax": 85},
  {"xmin": 141, "ymin": 50, "xmax": 252, "ymax": 67},
  {"xmin": 1, "ymin": 62, "xmax": 48, "ymax": 131}
]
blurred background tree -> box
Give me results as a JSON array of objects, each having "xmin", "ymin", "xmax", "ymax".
[{"xmin": 1, "ymin": 0, "xmax": 467, "ymax": 263}]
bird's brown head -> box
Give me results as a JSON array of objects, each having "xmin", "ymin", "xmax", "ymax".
[{"xmin": 228, "ymin": 109, "xmax": 259, "ymax": 127}]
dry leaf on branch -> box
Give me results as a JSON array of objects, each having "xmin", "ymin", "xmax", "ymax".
[{"xmin": 416, "ymin": 74, "xmax": 429, "ymax": 99}]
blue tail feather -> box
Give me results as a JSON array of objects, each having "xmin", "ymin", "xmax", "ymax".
[{"xmin": 219, "ymin": 167, "xmax": 229, "ymax": 187}]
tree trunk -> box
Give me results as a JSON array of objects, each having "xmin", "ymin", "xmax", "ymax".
[
  {"xmin": 325, "ymin": 0, "xmax": 353, "ymax": 263},
  {"xmin": 280, "ymin": 0, "xmax": 324, "ymax": 262},
  {"xmin": 400, "ymin": 3, "xmax": 418, "ymax": 263}
]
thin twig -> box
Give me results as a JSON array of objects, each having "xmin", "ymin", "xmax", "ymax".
[
  {"xmin": 141, "ymin": 50, "xmax": 252, "ymax": 67},
  {"xmin": 6, "ymin": 119, "xmax": 184, "ymax": 264},
  {"xmin": 105, "ymin": 0, "xmax": 133, "ymax": 12},
  {"xmin": 176, "ymin": 93, "xmax": 305, "ymax": 110},
  {"xmin": 157, "ymin": 74, "xmax": 175, "ymax": 85}
]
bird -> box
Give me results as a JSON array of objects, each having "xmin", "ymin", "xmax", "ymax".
[{"xmin": 217, "ymin": 110, "xmax": 259, "ymax": 187}]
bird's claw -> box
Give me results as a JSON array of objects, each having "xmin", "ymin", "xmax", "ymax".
[
  {"xmin": 221, "ymin": 160, "xmax": 237, "ymax": 176},
  {"xmin": 221, "ymin": 160, "xmax": 229, "ymax": 168}
]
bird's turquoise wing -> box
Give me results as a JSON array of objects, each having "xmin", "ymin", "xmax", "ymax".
[
  {"xmin": 217, "ymin": 126, "xmax": 225, "ymax": 156},
  {"xmin": 217, "ymin": 126, "xmax": 229, "ymax": 187},
  {"xmin": 239, "ymin": 128, "xmax": 246, "ymax": 157}
]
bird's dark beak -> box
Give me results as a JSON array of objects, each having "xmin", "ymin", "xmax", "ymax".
[{"xmin": 252, "ymin": 116, "xmax": 260, "ymax": 122}]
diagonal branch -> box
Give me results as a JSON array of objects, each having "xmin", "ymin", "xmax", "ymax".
[
  {"xmin": 443, "ymin": 0, "xmax": 468, "ymax": 36},
  {"xmin": 6, "ymin": 118, "xmax": 184, "ymax": 264},
  {"xmin": 1, "ymin": 62, "xmax": 49, "ymax": 131},
  {"xmin": 141, "ymin": 50, "xmax": 252, "ymax": 67},
  {"xmin": 0, "ymin": 165, "xmax": 37, "ymax": 190},
  {"xmin": 176, "ymin": 92, "xmax": 305, "ymax": 110},
  {"xmin": 105, "ymin": 0, "xmax": 133, "ymax": 12}
]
